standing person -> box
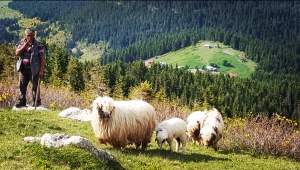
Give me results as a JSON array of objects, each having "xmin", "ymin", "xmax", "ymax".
[{"xmin": 15, "ymin": 28, "xmax": 45, "ymax": 108}]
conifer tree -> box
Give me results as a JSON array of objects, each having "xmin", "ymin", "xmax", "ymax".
[{"xmin": 67, "ymin": 57, "xmax": 85, "ymax": 92}]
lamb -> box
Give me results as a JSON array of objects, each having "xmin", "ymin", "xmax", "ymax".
[
  {"xmin": 155, "ymin": 117, "xmax": 187, "ymax": 154},
  {"xmin": 186, "ymin": 108, "xmax": 224, "ymax": 151},
  {"xmin": 90, "ymin": 96, "xmax": 156, "ymax": 150}
]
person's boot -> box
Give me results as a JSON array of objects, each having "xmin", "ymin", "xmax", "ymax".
[
  {"xmin": 33, "ymin": 100, "xmax": 41, "ymax": 107},
  {"xmin": 15, "ymin": 102, "xmax": 26, "ymax": 108}
]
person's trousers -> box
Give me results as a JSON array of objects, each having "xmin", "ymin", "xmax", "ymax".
[{"xmin": 18, "ymin": 68, "xmax": 41, "ymax": 104}]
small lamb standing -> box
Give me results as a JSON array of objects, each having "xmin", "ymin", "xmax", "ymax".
[
  {"xmin": 90, "ymin": 96, "xmax": 156, "ymax": 150},
  {"xmin": 155, "ymin": 117, "xmax": 187, "ymax": 154},
  {"xmin": 186, "ymin": 108, "xmax": 224, "ymax": 151}
]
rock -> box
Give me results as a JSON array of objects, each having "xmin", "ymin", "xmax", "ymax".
[
  {"xmin": 58, "ymin": 107, "xmax": 92, "ymax": 121},
  {"xmin": 23, "ymin": 133, "xmax": 114, "ymax": 161}
]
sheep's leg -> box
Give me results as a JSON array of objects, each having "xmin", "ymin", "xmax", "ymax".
[
  {"xmin": 113, "ymin": 146, "xmax": 122, "ymax": 151},
  {"xmin": 167, "ymin": 139, "xmax": 173, "ymax": 152},
  {"xmin": 175, "ymin": 137, "xmax": 180, "ymax": 152},
  {"xmin": 141, "ymin": 139, "xmax": 149, "ymax": 150},
  {"xmin": 159, "ymin": 143, "xmax": 163, "ymax": 150},
  {"xmin": 181, "ymin": 137, "xmax": 187, "ymax": 154}
]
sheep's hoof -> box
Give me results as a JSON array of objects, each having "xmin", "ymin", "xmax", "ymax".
[{"xmin": 113, "ymin": 147, "xmax": 122, "ymax": 151}]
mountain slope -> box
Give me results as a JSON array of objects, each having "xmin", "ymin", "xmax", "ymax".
[{"xmin": 2, "ymin": 1, "xmax": 300, "ymax": 79}]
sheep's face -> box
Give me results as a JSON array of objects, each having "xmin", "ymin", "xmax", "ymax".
[
  {"xmin": 92, "ymin": 97, "xmax": 115, "ymax": 119},
  {"xmin": 200, "ymin": 133, "xmax": 216, "ymax": 147},
  {"xmin": 199, "ymin": 126, "xmax": 217, "ymax": 147},
  {"xmin": 97, "ymin": 104, "xmax": 114, "ymax": 119},
  {"xmin": 155, "ymin": 129, "xmax": 168, "ymax": 149}
]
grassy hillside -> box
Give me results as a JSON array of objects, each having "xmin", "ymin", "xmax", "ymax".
[
  {"xmin": 0, "ymin": 1, "xmax": 103, "ymax": 60},
  {"xmin": 151, "ymin": 41, "xmax": 257, "ymax": 78},
  {"xmin": 0, "ymin": 1, "xmax": 22, "ymax": 19},
  {"xmin": 1, "ymin": 109, "xmax": 299, "ymax": 170}
]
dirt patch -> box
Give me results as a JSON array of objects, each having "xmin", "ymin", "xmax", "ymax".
[{"xmin": 223, "ymin": 50, "xmax": 234, "ymax": 56}]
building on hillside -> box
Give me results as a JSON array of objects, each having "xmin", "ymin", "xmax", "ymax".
[
  {"xmin": 159, "ymin": 61, "xmax": 167, "ymax": 66},
  {"xmin": 145, "ymin": 59, "xmax": 154, "ymax": 67},
  {"xmin": 211, "ymin": 71, "xmax": 220, "ymax": 75},
  {"xmin": 204, "ymin": 44, "xmax": 211, "ymax": 48},
  {"xmin": 228, "ymin": 73, "xmax": 238, "ymax": 77},
  {"xmin": 146, "ymin": 59, "xmax": 153, "ymax": 64},
  {"xmin": 206, "ymin": 66, "xmax": 217, "ymax": 71},
  {"xmin": 189, "ymin": 69, "xmax": 206, "ymax": 74}
]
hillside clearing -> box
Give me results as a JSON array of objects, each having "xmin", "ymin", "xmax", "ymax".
[{"xmin": 151, "ymin": 41, "xmax": 257, "ymax": 78}]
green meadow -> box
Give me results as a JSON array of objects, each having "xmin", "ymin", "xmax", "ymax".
[
  {"xmin": 151, "ymin": 41, "xmax": 257, "ymax": 78},
  {"xmin": 1, "ymin": 109, "xmax": 299, "ymax": 170}
]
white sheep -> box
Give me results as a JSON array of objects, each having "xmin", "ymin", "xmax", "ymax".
[
  {"xmin": 155, "ymin": 117, "xmax": 187, "ymax": 154},
  {"xmin": 186, "ymin": 108, "xmax": 224, "ymax": 151},
  {"xmin": 90, "ymin": 96, "xmax": 156, "ymax": 150},
  {"xmin": 186, "ymin": 110, "xmax": 207, "ymax": 144}
]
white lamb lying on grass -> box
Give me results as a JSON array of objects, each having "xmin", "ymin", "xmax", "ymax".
[{"xmin": 155, "ymin": 117, "xmax": 187, "ymax": 154}]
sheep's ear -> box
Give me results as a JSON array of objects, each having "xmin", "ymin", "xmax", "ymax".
[{"xmin": 155, "ymin": 129, "xmax": 162, "ymax": 135}]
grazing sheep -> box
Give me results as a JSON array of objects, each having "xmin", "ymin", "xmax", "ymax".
[
  {"xmin": 186, "ymin": 108, "xmax": 224, "ymax": 151},
  {"xmin": 90, "ymin": 96, "xmax": 156, "ymax": 150},
  {"xmin": 186, "ymin": 111, "xmax": 207, "ymax": 144},
  {"xmin": 155, "ymin": 117, "xmax": 187, "ymax": 154}
]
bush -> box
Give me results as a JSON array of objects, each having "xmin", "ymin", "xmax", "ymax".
[{"xmin": 220, "ymin": 113, "xmax": 300, "ymax": 161}]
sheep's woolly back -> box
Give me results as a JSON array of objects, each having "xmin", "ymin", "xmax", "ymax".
[
  {"xmin": 201, "ymin": 108, "xmax": 224, "ymax": 132},
  {"xmin": 186, "ymin": 109, "xmax": 224, "ymax": 132},
  {"xmin": 186, "ymin": 110, "xmax": 208, "ymax": 123},
  {"xmin": 91, "ymin": 96, "xmax": 156, "ymax": 149}
]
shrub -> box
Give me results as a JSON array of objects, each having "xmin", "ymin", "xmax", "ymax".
[{"xmin": 220, "ymin": 113, "xmax": 300, "ymax": 161}]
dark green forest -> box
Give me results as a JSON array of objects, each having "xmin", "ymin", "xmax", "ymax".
[
  {"xmin": 98, "ymin": 60, "xmax": 300, "ymax": 119},
  {"xmin": 0, "ymin": 1, "xmax": 300, "ymax": 120}
]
